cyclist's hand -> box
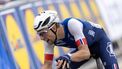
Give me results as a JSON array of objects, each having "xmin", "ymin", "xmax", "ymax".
[{"xmin": 56, "ymin": 54, "xmax": 71, "ymax": 69}]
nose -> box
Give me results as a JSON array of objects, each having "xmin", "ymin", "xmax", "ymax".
[{"xmin": 40, "ymin": 36, "xmax": 48, "ymax": 41}]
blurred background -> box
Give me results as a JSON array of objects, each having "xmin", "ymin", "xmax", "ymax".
[{"xmin": 0, "ymin": 0, "xmax": 122, "ymax": 69}]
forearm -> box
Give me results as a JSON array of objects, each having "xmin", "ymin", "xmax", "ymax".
[
  {"xmin": 43, "ymin": 42, "xmax": 54, "ymax": 69},
  {"xmin": 70, "ymin": 45, "xmax": 90, "ymax": 62},
  {"xmin": 70, "ymin": 49, "xmax": 90, "ymax": 62},
  {"xmin": 42, "ymin": 61, "xmax": 52, "ymax": 69}
]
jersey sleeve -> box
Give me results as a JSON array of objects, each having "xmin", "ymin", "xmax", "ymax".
[
  {"xmin": 68, "ymin": 18, "xmax": 87, "ymax": 47},
  {"xmin": 44, "ymin": 41, "xmax": 54, "ymax": 61}
]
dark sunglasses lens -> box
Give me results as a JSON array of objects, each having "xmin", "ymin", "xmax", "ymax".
[
  {"xmin": 38, "ymin": 33, "xmax": 42, "ymax": 36},
  {"xmin": 39, "ymin": 32, "xmax": 46, "ymax": 36}
]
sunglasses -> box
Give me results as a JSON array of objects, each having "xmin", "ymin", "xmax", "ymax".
[
  {"xmin": 37, "ymin": 22, "xmax": 56, "ymax": 36},
  {"xmin": 37, "ymin": 30, "xmax": 48, "ymax": 36}
]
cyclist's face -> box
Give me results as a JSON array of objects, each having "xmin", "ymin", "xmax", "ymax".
[{"xmin": 38, "ymin": 28, "xmax": 55, "ymax": 44}]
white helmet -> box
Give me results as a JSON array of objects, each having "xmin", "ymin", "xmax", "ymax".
[{"xmin": 34, "ymin": 10, "xmax": 59, "ymax": 32}]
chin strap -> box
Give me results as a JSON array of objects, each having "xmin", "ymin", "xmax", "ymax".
[{"xmin": 50, "ymin": 24, "xmax": 57, "ymax": 43}]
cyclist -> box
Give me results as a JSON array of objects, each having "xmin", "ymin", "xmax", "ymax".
[{"xmin": 34, "ymin": 10, "xmax": 119, "ymax": 69}]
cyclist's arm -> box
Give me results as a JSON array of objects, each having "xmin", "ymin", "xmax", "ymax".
[
  {"xmin": 68, "ymin": 18, "xmax": 90, "ymax": 62},
  {"xmin": 42, "ymin": 41, "xmax": 54, "ymax": 69}
]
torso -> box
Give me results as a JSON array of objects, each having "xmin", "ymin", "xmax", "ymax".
[{"xmin": 54, "ymin": 18, "xmax": 103, "ymax": 48}]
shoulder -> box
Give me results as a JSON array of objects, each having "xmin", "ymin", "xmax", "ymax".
[
  {"xmin": 67, "ymin": 18, "xmax": 83, "ymax": 30},
  {"xmin": 63, "ymin": 17, "xmax": 82, "ymax": 23},
  {"xmin": 68, "ymin": 18, "xmax": 82, "ymax": 24},
  {"xmin": 62, "ymin": 17, "xmax": 72, "ymax": 23},
  {"xmin": 61, "ymin": 18, "xmax": 84, "ymax": 33},
  {"xmin": 67, "ymin": 18, "xmax": 84, "ymax": 36}
]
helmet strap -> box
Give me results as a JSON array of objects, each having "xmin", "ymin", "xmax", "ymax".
[{"xmin": 50, "ymin": 24, "xmax": 57, "ymax": 43}]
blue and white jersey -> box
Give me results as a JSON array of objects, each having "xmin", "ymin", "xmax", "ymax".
[
  {"xmin": 44, "ymin": 18, "xmax": 119, "ymax": 69},
  {"xmin": 44, "ymin": 17, "xmax": 103, "ymax": 57},
  {"xmin": 54, "ymin": 18, "xmax": 103, "ymax": 48}
]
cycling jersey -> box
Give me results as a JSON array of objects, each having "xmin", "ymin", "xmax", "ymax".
[
  {"xmin": 54, "ymin": 18, "xmax": 102, "ymax": 48},
  {"xmin": 44, "ymin": 18, "xmax": 119, "ymax": 69}
]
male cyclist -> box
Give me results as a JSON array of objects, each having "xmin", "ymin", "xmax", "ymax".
[{"xmin": 34, "ymin": 10, "xmax": 119, "ymax": 69}]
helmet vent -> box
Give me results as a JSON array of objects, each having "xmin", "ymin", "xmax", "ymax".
[
  {"xmin": 42, "ymin": 17, "xmax": 50, "ymax": 26},
  {"xmin": 34, "ymin": 21, "xmax": 42, "ymax": 30}
]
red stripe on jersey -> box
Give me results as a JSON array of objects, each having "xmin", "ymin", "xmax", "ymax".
[
  {"xmin": 45, "ymin": 54, "xmax": 54, "ymax": 61},
  {"xmin": 76, "ymin": 39, "xmax": 82, "ymax": 46},
  {"xmin": 76, "ymin": 38, "xmax": 87, "ymax": 46}
]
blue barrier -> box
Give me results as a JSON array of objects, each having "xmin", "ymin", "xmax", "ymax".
[
  {"xmin": 0, "ymin": 14, "xmax": 19, "ymax": 69},
  {"xmin": 0, "ymin": 34, "xmax": 10, "ymax": 69},
  {"xmin": 17, "ymin": 3, "xmax": 41, "ymax": 69}
]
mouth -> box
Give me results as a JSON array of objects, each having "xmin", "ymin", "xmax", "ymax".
[{"xmin": 47, "ymin": 39, "xmax": 53, "ymax": 44}]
